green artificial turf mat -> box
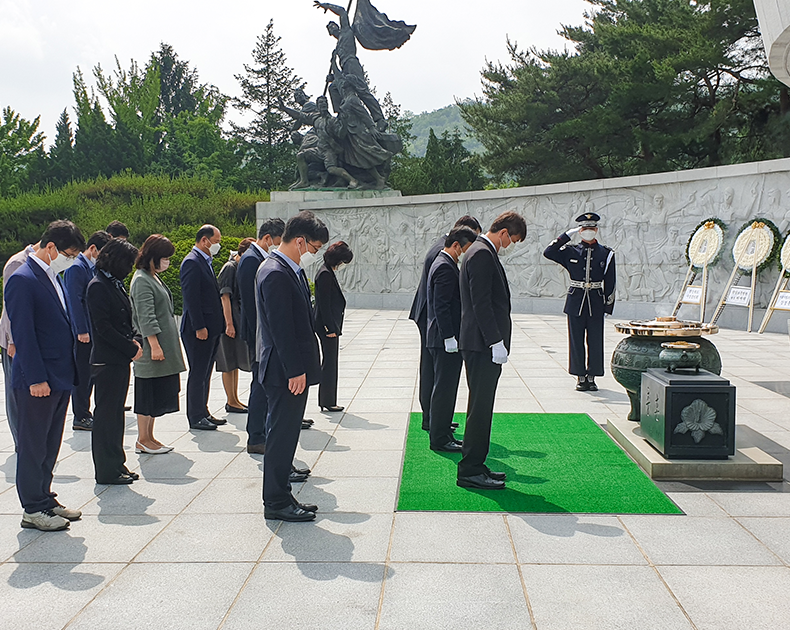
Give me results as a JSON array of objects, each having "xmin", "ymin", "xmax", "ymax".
[{"xmin": 398, "ymin": 412, "xmax": 681, "ymax": 514}]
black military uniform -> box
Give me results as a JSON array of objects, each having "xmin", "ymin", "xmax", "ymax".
[{"xmin": 543, "ymin": 212, "xmax": 616, "ymax": 391}]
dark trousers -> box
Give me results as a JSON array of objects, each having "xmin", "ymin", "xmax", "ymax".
[
  {"xmin": 72, "ymin": 338, "xmax": 94, "ymax": 421},
  {"xmin": 182, "ymin": 332, "xmax": 220, "ymax": 423},
  {"xmin": 318, "ymin": 334, "xmax": 339, "ymax": 408},
  {"xmin": 247, "ymin": 356, "xmax": 269, "ymax": 446},
  {"xmin": 261, "ymin": 378, "xmax": 308, "ymax": 509},
  {"xmin": 2, "ymin": 348, "xmax": 19, "ymax": 449},
  {"xmin": 91, "ymin": 363, "xmax": 130, "ymax": 482},
  {"xmin": 416, "ymin": 321, "xmax": 434, "ymax": 430},
  {"xmin": 14, "ymin": 388, "xmax": 69, "ymax": 513},
  {"xmin": 567, "ymin": 310, "xmax": 605, "ymax": 377},
  {"xmin": 458, "ymin": 350, "xmax": 502, "ymax": 478},
  {"xmin": 429, "ymin": 347, "xmax": 463, "ymax": 447}
]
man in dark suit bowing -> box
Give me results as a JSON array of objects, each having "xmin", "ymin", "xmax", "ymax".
[
  {"xmin": 256, "ymin": 211, "xmax": 328, "ymax": 522},
  {"xmin": 457, "ymin": 211, "xmax": 527, "ymax": 490},
  {"xmin": 409, "ymin": 216, "xmax": 481, "ymax": 432},
  {"xmin": 237, "ymin": 218, "xmax": 285, "ymax": 453},
  {"xmin": 426, "ymin": 226, "xmax": 479, "ymax": 452},
  {"xmin": 63, "ymin": 230, "xmax": 111, "ymax": 432},
  {"xmin": 180, "ymin": 225, "xmax": 225, "ymax": 431},
  {"xmin": 5, "ymin": 220, "xmax": 86, "ymax": 531}
]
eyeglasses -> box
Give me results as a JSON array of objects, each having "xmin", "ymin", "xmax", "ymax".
[{"xmin": 306, "ymin": 240, "xmax": 323, "ymax": 254}]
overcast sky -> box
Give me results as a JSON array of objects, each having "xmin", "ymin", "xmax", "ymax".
[{"xmin": 2, "ymin": 0, "xmax": 590, "ymax": 144}]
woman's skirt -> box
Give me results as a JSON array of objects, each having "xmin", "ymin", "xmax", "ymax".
[
  {"xmin": 134, "ymin": 373, "xmax": 181, "ymax": 418},
  {"xmin": 216, "ymin": 332, "xmax": 252, "ymax": 373}
]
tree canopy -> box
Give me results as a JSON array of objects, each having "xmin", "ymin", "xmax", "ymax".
[{"xmin": 459, "ymin": 0, "xmax": 790, "ymax": 185}]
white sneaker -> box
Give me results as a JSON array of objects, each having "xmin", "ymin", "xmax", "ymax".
[
  {"xmin": 21, "ymin": 510, "xmax": 70, "ymax": 531},
  {"xmin": 52, "ymin": 504, "xmax": 82, "ymax": 521}
]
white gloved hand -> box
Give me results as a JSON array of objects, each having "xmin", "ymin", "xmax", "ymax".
[
  {"xmin": 444, "ymin": 337, "xmax": 459, "ymax": 353},
  {"xmin": 491, "ymin": 340, "xmax": 508, "ymax": 364},
  {"xmin": 565, "ymin": 227, "xmax": 581, "ymax": 237}
]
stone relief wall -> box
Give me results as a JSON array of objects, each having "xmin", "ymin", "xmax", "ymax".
[{"xmin": 260, "ymin": 159, "xmax": 790, "ymax": 331}]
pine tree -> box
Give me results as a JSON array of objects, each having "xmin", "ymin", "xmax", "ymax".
[
  {"xmin": 49, "ymin": 109, "xmax": 75, "ymax": 186},
  {"xmin": 233, "ymin": 19, "xmax": 305, "ymax": 191}
]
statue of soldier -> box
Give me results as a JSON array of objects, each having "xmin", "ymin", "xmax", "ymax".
[
  {"xmin": 543, "ymin": 212, "xmax": 616, "ymax": 392},
  {"xmin": 314, "ymin": 1, "xmax": 387, "ymax": 130},
  {"xmin": 291, "ymin": 95, "xmax": 360, "ymax": 190}
]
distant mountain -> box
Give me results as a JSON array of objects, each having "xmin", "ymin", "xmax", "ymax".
[{"xmin": 405, "ymin": 103, "xmax": 483, "ymax": 157}]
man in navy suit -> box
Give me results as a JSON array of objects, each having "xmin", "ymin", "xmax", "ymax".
[
  {"xmin": 457, "ymin": 211, "xmax": 526, "ymax": 491},
  {"xmin": 409, "ymin": 216, "xmax": 481, "ymax": 431},
  {"xmin": 256, "ymin": 211, "xmax": 328, "ymax": 522},
  {"xmin": 426, "ymin": 226, "xmax": 478, "ymax": 453},
  {"xmin": 180, "ymin": 225, "xmax": 225, "ymax": 431},
  {"xmin": 237, "ymin": 218, "xmax": 285, "ymax": 453},
  {"xmin": 5, "ymin": 220, "xmax": 86, "ymax": 531},
  {"xmin": 63, "ymin": 230, "xmax": 111, "ymax": 432}
]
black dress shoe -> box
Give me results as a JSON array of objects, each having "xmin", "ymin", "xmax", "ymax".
[
  {"xmin": 289, "ymin": 471, "xmax": 309, "ymax": 483},
  {"xmin": 587, "ymin": 377, "xmax": 598, "ymax": 392},
  {"xmin": 124, "ymin": 405, "xmax": 132, "ymax": 411},
  {"xmin": 73, "ymin": 417, "xmax": 93, "ymax": 431},
  {"xmin": 302, "ymin": 418, "xmax": 314, "ymax": 425},
  {"xmin": 225, "ymin": 404, "xmax": 248, "ymax": 414},
  {"xmin": 300, "ymin": 421, "xmax": 312, "ymax": 430},
  {"xmin": 457, "ymin": 473, "xmax": 505, "ymax": 490},
  {"xmin": 487, "ymin": 471, "xmax": 507, "ymax": 481},
  {"xmin": 122, "ymin": 470, "xmax": 140, "ymax": 480},
  {"xmin": 99, "ymin": 474, "xmax": 134, "ymax": 485},
  {"xmin": 247, "ymin": 443, "xmax": 266, "ymax": 455},
  {"xmin": 190, "ymin": 417, "xmax": 217, "ymax": 431},
  {"xmin": 293, "ymin": 500, "xmax": 318, "ymax": 512},
  {"xmin": 207, "ymin": 415, "xmax": 227, "ymax": 425},
  {"xmin": 575, "ymin": 377, "xmax": 590, "ymax": 391},
  {"xmin": 292, "ymin": 464, "xmax": 311, "ymax": 476},
  {"xmin": 431, "ymin": 441, "xmax": 463, "ymax": 453},
  {"xmin": 450, "ymin": 422, "xmax": 459, "ymax": 430},
  {"xmin": 264, "ymin": 505, "xmax": 316, "ymax": 522},
  {"xmin": 320, "ymin": 405, "xmax": 344, "ymax": 412}
]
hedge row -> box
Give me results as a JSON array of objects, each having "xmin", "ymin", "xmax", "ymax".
[{"xmin": 0, "ymin": 173, "xmax": 269, "ymax": 312}]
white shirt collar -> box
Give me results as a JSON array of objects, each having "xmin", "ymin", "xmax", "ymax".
[
  {"xmin": 251, "ymin": 242, "xmax": 268, "ymax": 259},
  {"xmin": 479, "ymin": 234, "xmax": 496, "ymax": 250},
  {"xmin": 30, "ymin": 254, "xmax": 67, "ymax": 311}
]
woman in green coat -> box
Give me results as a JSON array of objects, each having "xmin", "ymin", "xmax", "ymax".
[{"xmin": 129, "ymin": 235, "xmax": 186, "ymax": 454}]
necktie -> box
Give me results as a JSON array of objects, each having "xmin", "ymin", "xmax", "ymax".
[{"xmin": 299, "ymin": 269, "xmax": 311, "ymax": 300}]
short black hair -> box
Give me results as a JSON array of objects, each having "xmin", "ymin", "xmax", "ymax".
[
  {"xmin": 454, "ymin": 215, "xmax": 482, "ymax": 233},
  {"xmin": 105, "ymin": 220, "xmax": 129, "ymax": 239},
  {"xmin": 95, "ymin": 238, "xmax": 139, "ymax": 280},
  {"xmin": 87, "ymin": 230, "xmax": 112, "ymax": 251},
  {"xmin": 196, "ymin": 225, "xmax": 217, "ymax": 243},
  {"xmin": 489, "ymin": 211, "xmax": 527, "ymax": 240},
  {"xmin": 40, "ymin": 220, "xmax": 85, "ymax": 252},
  {"xmin": 258, "ymin": 218, "xmax": 285, "ymax": 240},
  {"xmin": 445, "ymin": 227, "xmax": 478, "ymax": 249},
  {"xmin": 283, "ymin": 211, "xmax": 329, "ymax": 244},
  {"xmin": 323, "ymin": 241, "xmax": 353, "ymax": 268}
]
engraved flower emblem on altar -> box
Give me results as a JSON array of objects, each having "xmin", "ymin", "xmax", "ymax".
[{"xmin": 674, "ymin": 399, "xmax": 724, "ymax": 443}]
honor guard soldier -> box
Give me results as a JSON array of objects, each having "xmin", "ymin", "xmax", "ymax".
[{"xmin": 543, "ymin": 212, "xmax": 616, "ymax": 391}]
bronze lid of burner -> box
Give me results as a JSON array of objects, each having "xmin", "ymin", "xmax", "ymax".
[{"xmin": 614, "ymin": 316, "xmax": 718, "ymax": 337}]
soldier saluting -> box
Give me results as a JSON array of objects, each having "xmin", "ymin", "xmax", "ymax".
[{"xmin": 543, "ymin": 211, "xmax": 616, "ymax": 391}]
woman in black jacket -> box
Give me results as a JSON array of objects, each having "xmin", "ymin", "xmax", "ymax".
[
  {"xmin": 86, "ymin": 239, "xmax": 142, "ymax": 484},
  {"xmin": 314, "ymin": 241, "xmax": 353, "ymax": 412}
]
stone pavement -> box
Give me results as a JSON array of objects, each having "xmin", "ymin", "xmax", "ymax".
[{"xmin": 1, "ymin": 309, "xmax": 790, "ymax": 630}]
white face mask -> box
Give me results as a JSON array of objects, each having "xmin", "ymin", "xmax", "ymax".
[
  {"xmin": 580, "ymin": 229, "xmax": 597, "ymax": 242},
  {"xmin": 298, "ymin": 239, "xmax": 317, "ymax": 267},
  {"xmin": 209, "ymin": 241, "xmax": 221, "ymax": 256},
  {"xmin": 156, "ymin": 259, "xmax": 171, "ymax": 273},
  {"xmin": 49, "ymin": 250, "xmax": 76, "ymax": 274}
]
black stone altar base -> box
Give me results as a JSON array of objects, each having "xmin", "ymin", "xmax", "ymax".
[{"xmin": 640, "ymin": 368, "xmax": 736, "ymax": 460}]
